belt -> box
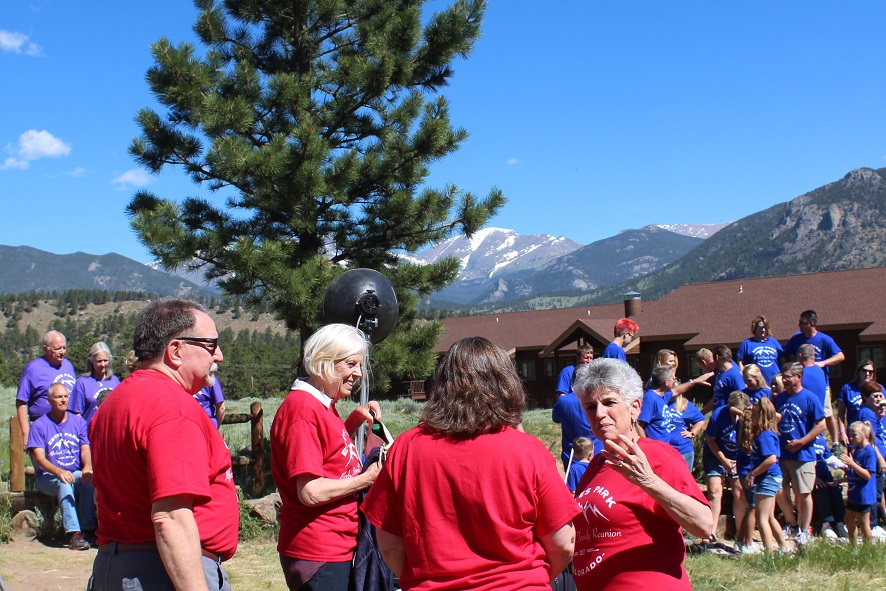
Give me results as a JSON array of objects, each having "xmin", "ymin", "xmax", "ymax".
[{"xmin": 98, "ymin": 542, "xmax": 223, "ymax": 563}]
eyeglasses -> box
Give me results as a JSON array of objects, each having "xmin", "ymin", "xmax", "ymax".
[
  {"xmin": 862, "ymin": 368, "xmax": 875, "ymax": 375},
  {"xmin": 755, "ymin": 325, "xmax": 767, "ymax": 330},
  {"xmin": 175, "ymin": 336, "xmax": 219, "ymax": 355},
  {"xmin": 798, "ymin": 320, "xmax": 811, "ymax": 326}
]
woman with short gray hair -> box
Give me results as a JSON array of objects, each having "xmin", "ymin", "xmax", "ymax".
[
  {"xmin": 571, "ymin": 358, "xmax": 712, "ymax": 590},
  {"xmin": 70, "ymin": 341, "xmax": 120, "ymax": 424}
]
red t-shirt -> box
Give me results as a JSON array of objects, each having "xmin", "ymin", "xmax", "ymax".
[
  {"xmin": 90, "ymin": 370, "xmax": 238, "ymax": 560},
  {"xmin": 361, "ymin": 426, "xmax": 581, "ymax": 591},
  {"xmin": 572, "ymin": 438, "xmax": 709, "ymax": 591},
  {"xmin": 270, "ymin": 382, "xmax": 364, "ymax": 561}
]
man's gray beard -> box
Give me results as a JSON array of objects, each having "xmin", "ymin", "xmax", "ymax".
[{"xmin": 205, "ymin": 363, "xmax": 219, "ymax": 387}]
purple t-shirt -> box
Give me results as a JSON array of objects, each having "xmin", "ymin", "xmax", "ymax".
[
  {"xmin": 70, "ymin": 374, "xmax": 121, "ymax": 424},
  {"xmin": 26, "ymin": 412, "xmax": 89, "ymax": 476},
  {"xmin": 194, "ymin": 379, "xmax": 225, "ymax": 428},
  {"xmin": 17, "ymin": 357, "xmax": 77, "ymax": 420}
]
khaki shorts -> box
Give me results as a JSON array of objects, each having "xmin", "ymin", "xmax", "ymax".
[
  {"xmin": 823, "ymin": 385, "xmax": 833, "ymax": 417},
  {"xmin": 780, "ymin": 459, "xmax": 816, "ymax": 495}
]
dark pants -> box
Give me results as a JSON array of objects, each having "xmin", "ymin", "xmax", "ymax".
[
  {"xmin": 813, "ymin": 484, "xmax": 846, "ymax": 524},
  {"xmin": 280, "ymin": 555, "xmax": 351, "ymax": 591},
  {"xmin": 90, "ymin": 544, "xmax": 230, "ymax": 591}
]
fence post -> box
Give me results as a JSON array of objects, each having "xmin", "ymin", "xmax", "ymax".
[
  {"xmin": 250, "ymin": 401, "xmax": 264, "ymax": 496},
  {"xmin": 9, "ymin": 416, "xmax": 24, "ymax": 492}
]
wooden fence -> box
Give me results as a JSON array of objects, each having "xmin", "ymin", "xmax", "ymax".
[{"xmin": 4, "ymin": 401, "xmax": 265, "ymax": 512}]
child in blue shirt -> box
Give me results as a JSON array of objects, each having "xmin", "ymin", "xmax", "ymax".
[
  {"xmin": 841, "ymin": 421, "xmax": 878, "ymax": 543},
  {"xmin": 566, "ymin": 436, "xmax": 594, "ymax": 494}
]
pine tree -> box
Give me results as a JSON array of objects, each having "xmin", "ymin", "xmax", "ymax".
[{"xmin": 126, "ymin": 0, "xmax": 502, "ymax": 393}]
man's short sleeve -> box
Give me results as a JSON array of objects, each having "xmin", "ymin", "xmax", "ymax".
[{"xmin": 145, "ymin": 417, "xmax": 212, "ymax": 505}]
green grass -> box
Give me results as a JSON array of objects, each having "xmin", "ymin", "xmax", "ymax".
[{"xmin": 687, "ymin": 543, "xmax": 886, "ymax": 590}]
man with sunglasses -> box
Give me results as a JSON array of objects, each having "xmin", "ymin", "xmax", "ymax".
[
  {"xmin": 785, "ymin": 310, "xmax": 845, "ymax": 446},
  {"xmin": 89, "ymin": 298, "xmax": 237, "ymax": 591}
]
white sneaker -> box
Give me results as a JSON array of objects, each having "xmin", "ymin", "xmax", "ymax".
[
  {"xmin": 741, "ymin": 542, "xmax": 763, "ymax": 555},
  {"xmin": 782, "ymin": 525, "xmax": 798, "ymax": 539},
  {"xmin": 821, "ymin": 523, "xmax": 838, "ymax": 539},
  {"xmin": 871, "ymin": 525, "xmax": 886, "ymax": 540},
  {"xmin": 796, "ymin": 531, "xmax": 814, "ymax": 545}
]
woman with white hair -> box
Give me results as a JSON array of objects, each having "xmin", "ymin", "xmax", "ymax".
[
  {"xmin": 70, "ymin": 341, "xmax": 120, "ymax": 424},
  {"xmin": 271, "ymin": 323, "xmax": 382, "ymax": 591},
  {"xmin": 571, "ymin": 358, "xmax": 712, "ymax": 591}
]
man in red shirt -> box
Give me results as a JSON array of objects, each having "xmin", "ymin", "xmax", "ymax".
[{"xmin": 89, "ymin": 298, "xmax": 238, "ymax": 590}]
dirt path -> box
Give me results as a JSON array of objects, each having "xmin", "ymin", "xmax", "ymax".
[
  {"xmin": 0, "ymin": 537, "xmax": 284, "ymax": 591},
  {"xmin": 0, "ymin": 538, "xmax": 93, "ymax": 591}
]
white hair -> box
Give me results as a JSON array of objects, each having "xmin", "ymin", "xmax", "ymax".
[
  {"xmin": 302, "ymin": 324, "xmax": 369, "ymax": 385},
  {"xmin": 573, "ymin": 358, "xmax": 644, "ymax": 409}
]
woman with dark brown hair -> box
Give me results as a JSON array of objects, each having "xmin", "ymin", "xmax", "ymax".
[{"xmin": 362, "ymin": 336, "xmax": 579, "ymax": 591}]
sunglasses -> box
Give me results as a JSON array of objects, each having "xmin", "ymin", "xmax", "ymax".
[{"xmin": 176, "ymin": 336, "xmax": 219, "ymax": 355}]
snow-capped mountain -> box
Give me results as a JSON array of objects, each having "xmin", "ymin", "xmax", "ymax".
[
  {"xmin": 400, "ymin": 227, "xmax": 583, "ymax": 281},
  {"xmin": 653, "ymin": 223, "xmax": 731, "ymax": 239}
]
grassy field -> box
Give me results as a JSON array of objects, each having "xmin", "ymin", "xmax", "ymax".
[{"xmin": 7, "ymin": 392, "xmax": 886, "ymax": 590}]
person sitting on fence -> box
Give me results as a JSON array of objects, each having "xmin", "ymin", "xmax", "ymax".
[
  {"xmin": 566, "ymin": 436, "xmax": 595, "ymax": 494},
  {"xmin": 27, "ymin": 382, "xmax": 95, "ymax": 551}
]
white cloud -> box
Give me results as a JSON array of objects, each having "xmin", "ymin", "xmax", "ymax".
[
  {"xmin": 17, "ymin": 129, "xmax": 71, "ymax": 159},
  {"xmin": 111, "ymin": 169, "xmax": 153, "ymax": 188},
  {"xmin": 0, "ymin": 30, "xmax": 43, "ymax": 56},
  {"xmin": 1, "ymin": 157, "xmax": 28, "ymax": 170},
  {"xmin": 506, "ymin": 158, "xmax": 522, "ymax": 165}
]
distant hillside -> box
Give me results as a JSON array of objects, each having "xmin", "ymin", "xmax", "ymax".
[
  {"xmin": 0, "ymin": 246, "xmax": 215, "ymax": 298},
  {"xmin": 564, "ymin": 167, "xmax": 886, "ymax": 307}
]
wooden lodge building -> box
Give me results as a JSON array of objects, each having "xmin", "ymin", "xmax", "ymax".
[{"xmin": 434, "ymin": 267, "xmax": 886, "ymax": 408}]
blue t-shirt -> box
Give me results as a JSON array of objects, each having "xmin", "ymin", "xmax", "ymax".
[
  {"xmin": 813, "ymin": 434, "xmax": 836, "ymax": 483},
  {"xmin": 638, "ymin": 390, "xmax": 673, "ymax": 443},
  {"xmin": 556, "ymin": 365, "xmax": 576, "ymax": 395},
  {"xmin": 665, "ymin": 399, "xmax": 705, "ymax": 454},
  {"xmin": 706, "ymin": 405, "xmax": 740, "ymax": 460},
  {"xmin": 743, "ymin": 386, "xmax": 772, "ymax": 405},
  {"xmin": 847, "ymin": 444, "xmax": 877, "ymax": 506},
  {"xmin": 552, "ymin": 392, "xmax": 603, "ymax": 465},
  {"xmin": 750, "ymin": 430, "xmax": 781, "ymax": 478},
  {"xmin": 774, "ymin": 389, "xmax": 825, "ymax": 462},
  {"xmin": 566, "ymin": 460, "xmax": 589, "ymax": 492},
  {"xmin": 736, "ymin": 337, "xmax": 784, "ymax": 385},
  {"xmin": 857, "ymin": 406, "xmax": 886, "ymax": 460},
  {"xmin": 712, "ymin": 364, "xmax": 746, "ymax": 409},
  {"xmin": 602, "ymin": 342, "xmax": 626, "ymax": 361},
  {"xmin": 839, "ymin": 382, "xmax": 886, "ymax": 427},
  {"xmin": 784, "ymin": 331, "xmax": 842, "ymax": 384},
  {"xmin": 26, "ymin": 412, "xmax": 89, "ymax": 476},
  {"xmin": 801, "ymin": 365, "xmax": 827, "ymax": 407}
]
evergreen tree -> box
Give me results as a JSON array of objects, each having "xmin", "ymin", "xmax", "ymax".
[{"xmin": 125, "ymin": 0, "xmax": 502, "ymax": 393}]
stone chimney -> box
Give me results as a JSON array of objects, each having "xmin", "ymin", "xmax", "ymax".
[{"xmin": 623, "ymin": 291, "xmax": 641, "ymax": 317}]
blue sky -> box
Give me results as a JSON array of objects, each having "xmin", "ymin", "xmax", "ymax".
[{"xmin": 3, "ymin": 1, "xmax": 886, "ymax": 263}]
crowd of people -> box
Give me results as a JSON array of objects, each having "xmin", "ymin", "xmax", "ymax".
[{"xmin": 12, "ymin": 300, "xmax": 885, "ymax": 590}]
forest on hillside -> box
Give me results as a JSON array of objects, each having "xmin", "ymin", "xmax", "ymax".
[{"xmin": 0, "ymin": 290, "xmax": 300, "ymax": 398}]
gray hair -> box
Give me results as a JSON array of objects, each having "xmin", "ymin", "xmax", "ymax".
[
  {"xmin": 651, "ymin": 364, "xmax": 674, "ymax": 389},
  {"xmin": 302, "ymin": 323, "xmax": 370, "ymax": 385},
  {"xmin": 574, "ymin": 358, "xmax": 644, "ymax": 409},
  {"xmin": 87, "ymin": 341, "xmax": 114, "ymax": 379},
  {"xmin": 797, "ymin": 344, "xmax": 816, "ymax": 361},
  {"xmin": 781, "ymin": 361, "xmax": 804, "ymax": 377},
  {"xmin": 43, "ymin": 330, "xmax": 66, "ymax": 347}
]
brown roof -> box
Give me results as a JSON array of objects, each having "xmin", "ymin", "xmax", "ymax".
[{"xmin": 437, "ymin": 267, "xmax": 886, "ymax": 355}]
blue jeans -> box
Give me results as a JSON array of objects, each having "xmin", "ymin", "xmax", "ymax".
[{"xmin": 35, "ymin": 470, "xmax": 96, "ymax": 533}]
